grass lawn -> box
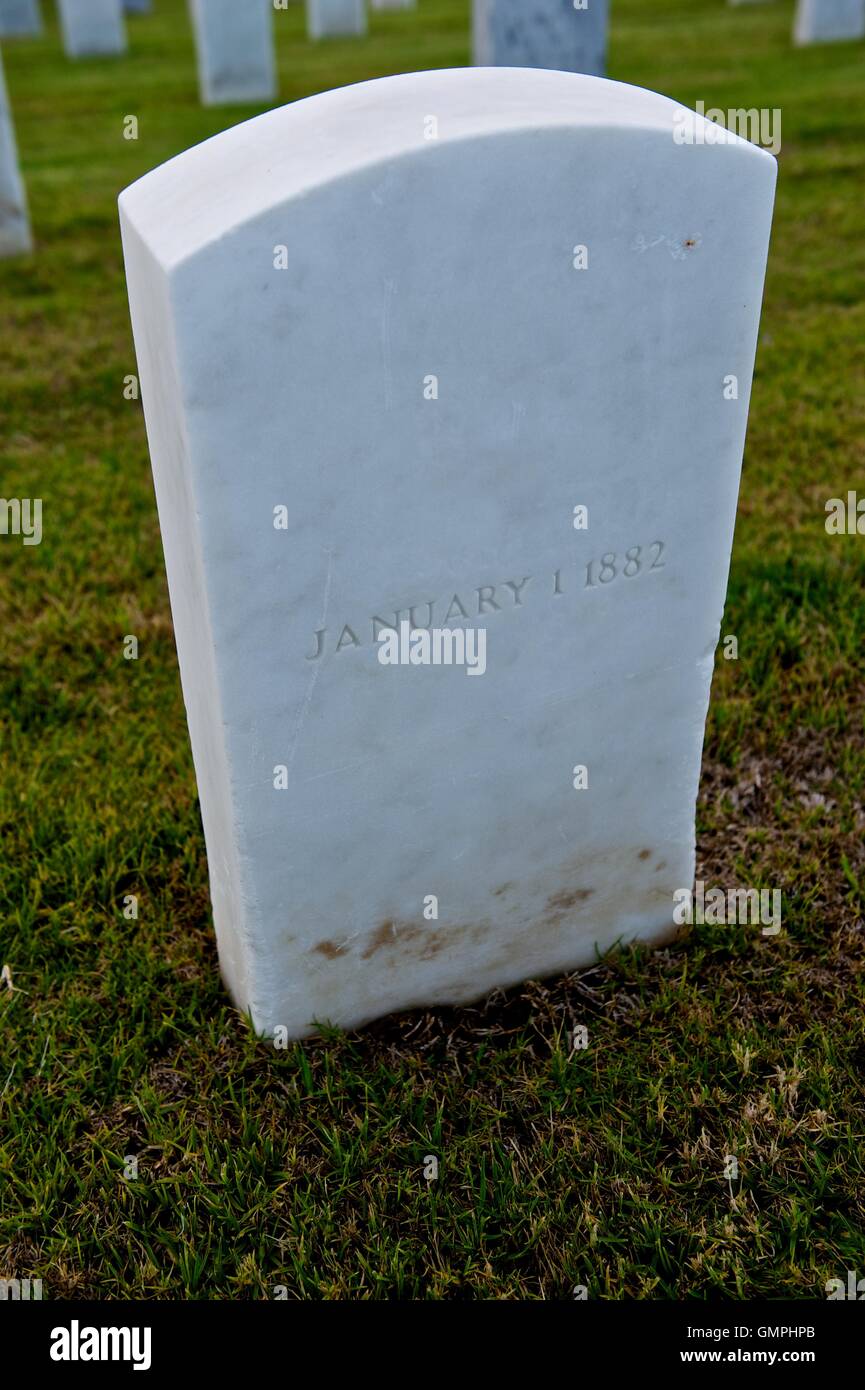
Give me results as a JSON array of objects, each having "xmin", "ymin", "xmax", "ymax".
[{"xmin": 1, "ymin": 0, "xmax": 863, "ymax": 1300}]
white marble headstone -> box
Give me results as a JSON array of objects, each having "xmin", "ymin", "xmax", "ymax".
[
  {"xmin": 473, "ymin": 0, "xmax": 609, "ymax": 75},
  {"xmin": 57, "ymin": 0, "xmax": 126, "ymax": 57},
  {"xmin": 371, "ymin": 0, "xmax": 415, "ymax": 10},
  {"xmin": 794, "ymin": 0, "xmax": 865, "ymax": 42},
  {"xmin": 0, "ymin": 0, "xmax": 41, "ymax": 37},
  {"xmin": 120, "ymin": 69, "xmax": 776, "ymax": 1039},
  {"xmin": 0, "ymin": 46, "xmax": 31, "ymax": 256},
  {"xmin": 306, "ymin": 0, "xmax": 366, "ymax": 40},
  {"xmin": 190, "ymin": 0, "xmax": 275, "ymax": 107}
]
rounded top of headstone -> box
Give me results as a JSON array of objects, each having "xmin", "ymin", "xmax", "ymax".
[{"xmin": 119, "ymin": 67, "xmax": 774, "ymax": 271}]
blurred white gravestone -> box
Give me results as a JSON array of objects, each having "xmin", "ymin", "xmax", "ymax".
[
  {"xmin": 371, "ymin": 0, "xmax": 414, "ymax": 10},
  {"xmin": 473, "ymin": 0, "xmax": 609, "ymax": 74},
  {"xmin": 123, "ymin": 0, "xmax": 151, "ymax": 13},
  {"xmin": 306, "ymin": 0, "xmax": 366, "ymax": 40},
  {"xmin": 0, "ymin": 0, "xmax": 41, "ymax": 37},
  {"xmin": 0, "ymin": 46, "xmax": 31, "ymax": 255},
  {"xmin": 794, "ymin": 0, "xmax": 865, "ymax": 42},
  {"xmin": 119, "ymin": 69, "xmax": 776, "ymax": 1038},
  {"xmin": 57, "ymin": 0, "xmax": 126, "ymax": 57},
  {"xmin": 190, "ymin": 0, "xmax": 275, "ymax": 106}
]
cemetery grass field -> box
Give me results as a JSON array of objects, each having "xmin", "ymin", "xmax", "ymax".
[{"xmin": 1, "ymin": 0, "xmax": 864, "ymax": 1301}]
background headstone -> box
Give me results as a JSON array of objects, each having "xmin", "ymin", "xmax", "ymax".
[
  {"xmin": 123, "ymin": 0, "xmax": 151, "ymax": 13},
  {"xmin": 0, "ymin": 0, "xmax": 41, "ymax": 37},
  {"xmin": 306, "ymin": 0, "xmax": 366, "ymax": 40},
  {"xmin": 190, "ymin": 0, "xmax": 276, "ymax": 106},
  {"xmin": 473, "ymin": 0, "xmax": 609, "ymax": 76},
  {"xmin": 371, "ymin": 0, "xmax": 415, "ymax": 9},
  {"xmin": 57, "ymin": 0, "xmax": 126, "ymax": 57},
  {"xmin": 0, "ymin": 45, "xmax": 31, "ymax": 256},
  {"xmin": 794, "ymin": 0, "xmax": 865, "ymax": 43},
  {"xmin": 120, "ymin": 69, "xmax": 776, "ymax": 1039}
]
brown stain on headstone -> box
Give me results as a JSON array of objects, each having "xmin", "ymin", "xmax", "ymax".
[
  {"xmin": 310, "ymin": 844, "xmax": 676, "ymax": 979},
  {"xmin": 545, "ymin": 887, "xmax": 595, "ymax": 913},
  {"xmin": 360, "ymin": 918, "xmax": 490, "ymax": 964},
  {"xmin": 313, "ymin": 940, "xmax": 348, "ymax": 959},
  {"xmin": 362, "ymin": 919, "xmax": 401, "ymax": 958},
  {"xmin": 311, "ymin": 918, "xmax": 493, "ymax": 967}
]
